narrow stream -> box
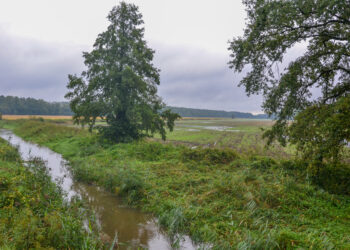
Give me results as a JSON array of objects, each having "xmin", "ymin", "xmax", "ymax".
[{"xmin": 0, "ymin": 130, "xmax": 197, "ymax": 250}]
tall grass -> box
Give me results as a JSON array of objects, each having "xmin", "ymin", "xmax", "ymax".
[
  {"xmin": 2, "ymin": 120, "xmax": 350, "ymax": 249},
  {"xmin": 0, "ymin": 138, "xmax": 102, "ymax": 249}
]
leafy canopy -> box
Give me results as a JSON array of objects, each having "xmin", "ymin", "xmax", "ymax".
[
  {"xmin": 65, "ymin": 2, "xmax": 179, "ymax": 142},
  {"xmin": 229, "ymin": 0, "xmax": 350, "ymax": 162}
]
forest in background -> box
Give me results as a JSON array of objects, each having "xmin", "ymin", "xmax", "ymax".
[
  {"xmin": 0, "ymin": 95, "xmax": 72, "ymax": 115},
  {"xmin": 0, "ymin": 95, "xmax": 269, "ymax": 119}
]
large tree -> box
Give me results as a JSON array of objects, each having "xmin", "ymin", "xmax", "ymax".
[
  {"xmin": 229, "ymin": 0, "xmax": 350, "ymax": 162},
  {"xmin": 65, "ymin": 2, "xmax": 179, "ymax": 142}
]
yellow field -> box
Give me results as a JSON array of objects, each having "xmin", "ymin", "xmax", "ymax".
[{"xmin": 2, "ymin": 115, "xmax": 72, "ymax": 120}]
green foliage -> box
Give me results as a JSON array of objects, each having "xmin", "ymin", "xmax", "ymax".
[
  {"xmin": 65, "ymin": 2, "xmax": 179, "ymax": 142},
  {"xmin": 289, "ymin": 96, "xmax": 350, "ymax": 162},
  {"xmin": 11, "ymin": 120, "xmax": 82, "ymax": 144},
  {"xmin": 114, "ymin": 166, "xmax": 146, "ymax": 203},
  {"xmin": 0, "ymin": 138, "xmax": 101, "ymax": 249},
  {"xmin": 249, "ymin": 156, "xmax": 277, "ymax": 170},
  {"xmin": 0, "ymin": 141, "xmax": 20, "ymax": 162},
  {"xmin": 228, "ymin": 0, "xmax": 350, "ymax": 162},
  {"xmin": 308, "ymin": 162, "xmax": 350, "ymax": 195},
  {"xmin": 10, "ymin": 120, "xmax": 350, "ymax": 248},
  {"xmin": 182, "ymin": 147, "xmax": 238, "ymax": 165}
]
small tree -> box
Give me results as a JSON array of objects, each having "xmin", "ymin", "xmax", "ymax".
[{"xmin": 65, "ymin": 2, "xmax": 179, "ymax": 142}]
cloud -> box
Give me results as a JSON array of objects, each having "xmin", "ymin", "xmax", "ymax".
[
  {"xmin": 0, "ymin": 29, "xmax": 264, "ymax": 113},
  {"xmin": 0, "ymin": 29, "xmax": 86, "ymax": 101},
  {"xmin": 152, "ymin": 43, "xmax": 263, "ymax": 113}
]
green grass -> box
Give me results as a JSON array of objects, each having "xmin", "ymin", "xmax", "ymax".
[
  {"xmin": 153, "ymin": 118, "xmax": 292, "ymax": 159},
  {"xmin": 0, "ymin": 136, "xmax": 102, "ymax": 249},
  {"xmin": 1, "ymin": 119, "xmax": 350, "ymax": 249}
]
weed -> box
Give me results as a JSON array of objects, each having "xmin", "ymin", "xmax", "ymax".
[
  {"xmin": 0, "ymin": 138, "xmax": 102, "ymax": 249},
  {"xmin": 3, "ymin": 119, "xmax": 350, "ymax": 249},
  {"xmin": 182, "ymin": 147, "xmax": 238, "ymax": 165}
]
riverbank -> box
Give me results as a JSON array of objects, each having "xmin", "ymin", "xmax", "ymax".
[
  {"xmin": 0, "ymin": 136, "xmax": 102, "ymax": 249},
  {"xmin": 1, "ymin": 120, "xmax": 350, "ymax": 249}
]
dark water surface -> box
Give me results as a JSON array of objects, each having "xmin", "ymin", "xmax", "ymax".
[{"xmin": 0, "ymin": 130, "xmax": 197, "ymax": 249}]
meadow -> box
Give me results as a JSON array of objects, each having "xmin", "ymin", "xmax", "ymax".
[
  {"xmin": 154, "ymin": 118, "xmax": 292, "ymax": 159},
  {"xmin": 0, "ymin": 118, "xmax": 349, "ymax": 249}
]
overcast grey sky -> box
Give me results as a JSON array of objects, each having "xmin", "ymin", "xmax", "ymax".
[{"xmin": 0, "ymin": 0, "xmax": 265, "ymax": 113}]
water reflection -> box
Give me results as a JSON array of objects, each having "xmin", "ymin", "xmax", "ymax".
[{"xmin": 0, "ymin": 129, "xmax": 197, "ymax": 250}]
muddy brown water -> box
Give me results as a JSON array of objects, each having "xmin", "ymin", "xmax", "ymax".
[{"xmin": 0, "ymin": 130, "xmax": 199, "ymax": 249}]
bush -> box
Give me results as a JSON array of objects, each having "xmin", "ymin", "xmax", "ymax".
[
  {"xmin": 250, "ymin": 156, "xmax": 277, "ymax": 170},
  {"xmin": 309, "ymin": 162, "xmax": 350, "ymax": 195},
  {"xmin": 280, "ymin": 159, "xmax": 308, "ymax": 171},
  {"xmin": 113, "ymin": 166, "xmax": 146, "ymax": 204},
  {"xmin": 133, "ymin": 142, "xmax": 173, "ymax": 161},
  {"xmin": 182, "ymin": 147, "xmax": 238, "ymax": 165},
  {"xmin": 28, "ymin": 116, "xmax": 45, "ymax": 122}
]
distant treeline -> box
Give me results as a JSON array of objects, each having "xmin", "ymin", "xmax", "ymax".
[
  {"xmin": 168, "ymin": 106, "xmax": 269, "ymax": 119},
  {"xmin": 0, "ymin": 96, "xmax": 72, "ymax": 115},
  {"xmin": 0, "ymin": 95, "xmax": 269, "ymax": 119}
]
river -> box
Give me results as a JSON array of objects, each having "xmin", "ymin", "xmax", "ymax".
[{"xmin": 0, "ymin": 129, "xmax": 198, "ymax": 250}]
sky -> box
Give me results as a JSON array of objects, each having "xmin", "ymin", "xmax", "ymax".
[{"xmin": 0, "ymin": 0, "xmax": 265, "ymax": 113}]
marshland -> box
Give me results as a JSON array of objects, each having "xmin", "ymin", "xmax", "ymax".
[{"xmin": 1, "ymin": 0, "xmax": 350, "ymax": 249}]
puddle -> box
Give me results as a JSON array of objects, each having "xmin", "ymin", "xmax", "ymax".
[{"xmin": 179, "ymin": 125, "xmax": 240, "ymax": 132}]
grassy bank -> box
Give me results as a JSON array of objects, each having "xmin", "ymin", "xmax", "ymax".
[
  {"xmin": 1, "ymin": 120, "xmax": 350, "ymax": 249},
  {"xmin": 0, "ymin": 136, "xmax": 102, "ymax": 249}
]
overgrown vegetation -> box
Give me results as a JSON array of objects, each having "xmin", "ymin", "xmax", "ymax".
[
  {"xmin": 2, "ymin": 120, "xmax": 349, "ymax": 249},
  {"xmin": 0, "ymin": 137, "xmax": 102, "ymax": 249}
]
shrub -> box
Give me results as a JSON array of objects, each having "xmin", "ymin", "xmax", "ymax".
[
  {"xmin": 309, "ymin": 162, "xmax": 350, "ymax": 195},
  {"xmin": 280, "ymin": 159, "xmax": 308, "ymax": 171},
  {"xmin": 182, "ymin": 147, "xmax": 238, "ymax": 165},
  {"xmin": 113, "ymin": 167, "xmax": 146, "ymax": 204},
  {"xmin": 250, "ymin": 156, "xmax": 277, "ymax": 170},
  {"xmin": 133, "ymin": 142, "xmax": 173, "ymax": 161}
]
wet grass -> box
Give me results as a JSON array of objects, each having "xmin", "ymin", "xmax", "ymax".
[
  {"xmin": 153, "ymin": 118, "xmax": 292, "ymax": 159},
  {"xmin": 1, "ymin": 120, "xmax": 350, "ymax": 249},
  {"xmin": 0, "ymin": 137, "xmax": 102, "ymax": 249}
]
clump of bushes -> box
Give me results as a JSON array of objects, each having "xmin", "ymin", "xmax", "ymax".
[
  {"xmin": 280, "ymin": 159, "xmax": 350, "ymax": 195},
  {"xmin": 132, "ymin": 141, "xmax": 176, "ymax": 161},
  {"xmin": 182, "ymin": 147, "xmax": 238, "ymax": 165},
  {"xmin": 249, "ymin": 156, "xmax": 277, "ymax": 170},
  {"xmin": 113, "ymin": 166, "xmax": 146, "ymax": 203},
  {"xmin": 309, "ymin": 162, "xmax": 350, "ymax": 195},
  {"xmin": 28, "ymin": 116, "xmax": 45, "ymax": 122}
]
